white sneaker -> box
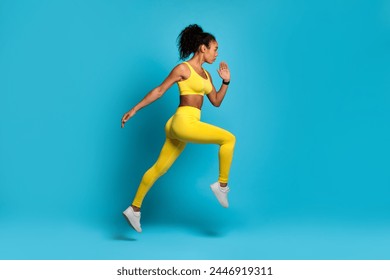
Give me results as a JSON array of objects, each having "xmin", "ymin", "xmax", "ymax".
[
  {"xmin": 210, "ymin": 182, "xmax": 230, "ymax": 208},
  {"xmin": 123, "ymin": 206, "xmax": 142, "ymax": 233}
]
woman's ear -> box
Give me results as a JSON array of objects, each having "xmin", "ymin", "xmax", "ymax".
[{"xmin": 199, "ymin": 44, "xmax": 207, "ymax": 53}]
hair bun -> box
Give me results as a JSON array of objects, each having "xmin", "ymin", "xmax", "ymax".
[
  {"xmin": 177, "ymin": 24, "xmax": 215, "ymax": 60},
  {"xmin": 183, "ymin": 24, "xmax": 203, "ymax": 36}
]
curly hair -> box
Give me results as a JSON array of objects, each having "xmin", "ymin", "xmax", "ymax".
[{"xmin": 177, "ymin": 24, "xmax": 216, "ymax": 60}]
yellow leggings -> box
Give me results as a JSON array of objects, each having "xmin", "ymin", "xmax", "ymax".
[{"xmin": 132, "ymin": 106, "xmax": 235, "ymax": 208}]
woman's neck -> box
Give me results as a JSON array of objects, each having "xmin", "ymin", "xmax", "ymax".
[{"xmin": 189, "ymin": 53, "xmax": 205, "ymax": 68}]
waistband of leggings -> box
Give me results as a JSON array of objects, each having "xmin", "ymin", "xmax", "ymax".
[{"xmin": 175, "ymin": 106, "xmax": 201, "ymax": 117}]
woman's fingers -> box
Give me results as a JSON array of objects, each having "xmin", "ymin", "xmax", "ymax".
[
  {"xmin": 217, "ymin": 61, "xmax": 230, "ymax": 81},
  {"xmin": 121, "ymin": 113, "xmax": 129, "ymax": 128},
  {"xmin": 219, "ymin": 61, "xmax": 229, "ymax": 70},
  {"xmin": 121, "ymin": 110, "xmax": 137, "ymax": 128}
]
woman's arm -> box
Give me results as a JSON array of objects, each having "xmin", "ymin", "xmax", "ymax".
[
  {"xmin": 206, "ymin": 61, "xmax": 231, "ymax": 107},
  {"xmin": 121, "ymin": 64, "xmax": 186, "ymax": 128}
]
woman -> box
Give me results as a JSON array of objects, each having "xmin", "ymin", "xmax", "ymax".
[{"xmin": 121, "ymin": 24, "xmax": 235, "ymax": 233}]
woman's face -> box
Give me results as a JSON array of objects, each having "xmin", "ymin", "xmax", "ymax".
[{"xmin": 204, "ymin": 40, "xmax": 218, "ymax": 64}]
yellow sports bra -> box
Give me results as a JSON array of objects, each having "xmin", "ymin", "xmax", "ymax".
[{"xmin": 177, "ymin": 62, "xmax": 213, "ymax": 96}]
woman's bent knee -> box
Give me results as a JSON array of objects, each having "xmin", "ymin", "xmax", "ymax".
[{"xmin": 226, "ymin": 132, "xmax": 236, "ymax": 146}]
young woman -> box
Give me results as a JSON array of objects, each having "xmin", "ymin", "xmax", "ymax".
[{"xmin": 121, "ymin": 24, "xmax": 235, "ymax": 233}]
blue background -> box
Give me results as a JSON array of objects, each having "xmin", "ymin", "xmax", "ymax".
[{"xmin": 1, "ymin": 0, "xmax": 390, "ymax": 259}]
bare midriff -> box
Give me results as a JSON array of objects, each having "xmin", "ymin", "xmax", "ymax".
[{"xmin": 179, "ymin": 95, "xmax": 204, "ymax": 110}]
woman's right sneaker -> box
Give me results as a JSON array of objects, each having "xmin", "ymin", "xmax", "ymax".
[
  {"xmin": 210, "ymin": 182, "xmax": 230, "ymax": 208},
  {"xmin": 123, "ymin": 206, "xmax": 142, "ymax": 233}
]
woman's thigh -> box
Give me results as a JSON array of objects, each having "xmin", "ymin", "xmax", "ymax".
[{"xmin": 171, "ymin": 116, "xmax": 234, "ymax": 145}]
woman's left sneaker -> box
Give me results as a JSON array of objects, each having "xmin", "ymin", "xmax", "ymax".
[
  {"xmin": 210, "ymin": 182, "xmax": 230, "ymax": 208},
  {"xmin": 123, "ymin": 206, "xmax": 142, "ymax": 233}
]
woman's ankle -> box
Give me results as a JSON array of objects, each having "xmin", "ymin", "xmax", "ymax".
[{"xmin": 131, "ymin": 205, "xmax": 141, "ymax": 212}]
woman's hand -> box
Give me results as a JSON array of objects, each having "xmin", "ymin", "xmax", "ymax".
[
  {"xmin": 217, "ymin": 61, "xmax": 230, "ymax": 82},
  {"xmin": 121, "ymin": 108, "xmax": 136, "ymax": 128}
]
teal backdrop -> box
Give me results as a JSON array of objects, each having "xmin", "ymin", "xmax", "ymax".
[{"xmin": 1, "ymin": 0, "xmax": 390, "ymax": 259}]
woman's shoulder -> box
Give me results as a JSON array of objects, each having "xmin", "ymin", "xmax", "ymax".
[
  {"xmin": 172, "ymin": 62, "xmax": 191, "ymax": 80},
  {"xmin": 176, "ymin": 61, "xmax": 190, "ymax": 70}
]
